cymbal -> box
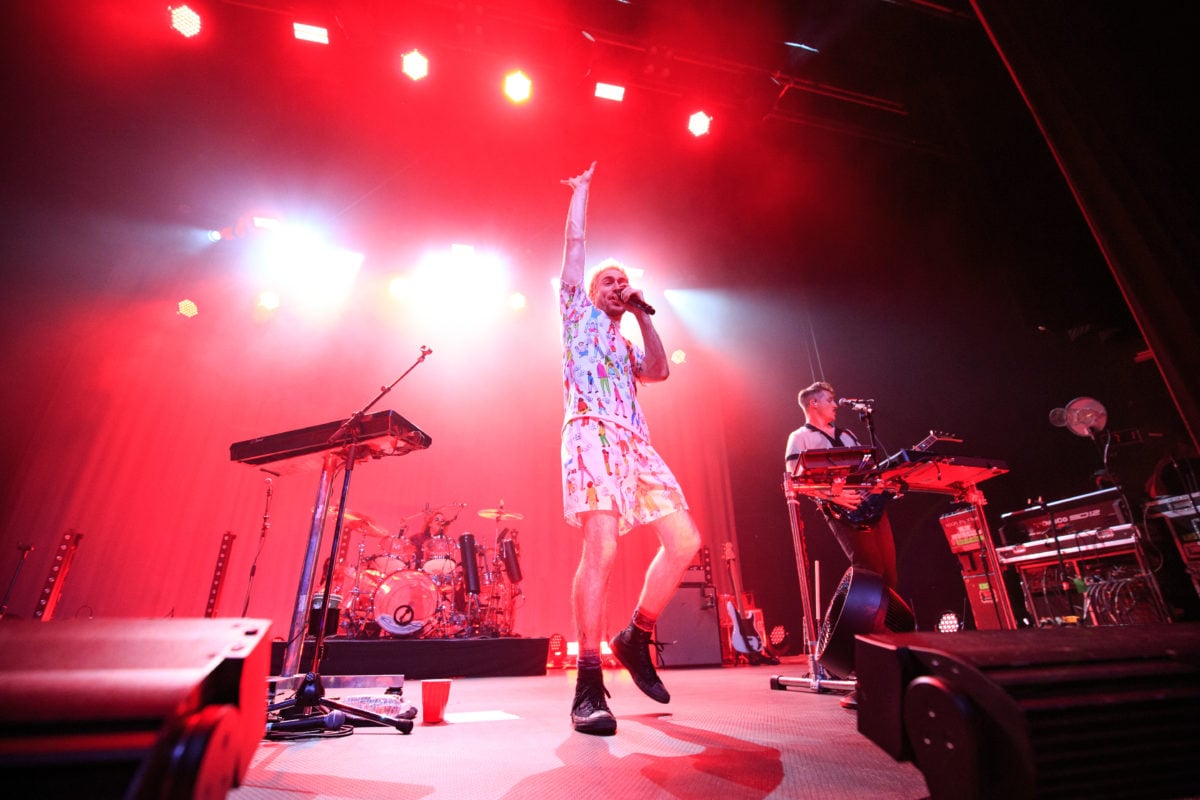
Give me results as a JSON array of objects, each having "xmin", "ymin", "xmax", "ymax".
[
  {"xmin": 335, "ymin": 509, "xmax": 389, "ymax": 537},
  {"xmin": 478, "ymin": 508, "xmax": 523, "ymax": 521}
]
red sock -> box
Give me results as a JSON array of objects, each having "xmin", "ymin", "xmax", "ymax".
[{"xmin": 631, "ymin": 608, "xmax": 657, "ymax": 632}]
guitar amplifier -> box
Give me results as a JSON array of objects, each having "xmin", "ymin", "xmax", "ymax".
[
  {"xmin": 655, "ymin": 585, "xmax": 722, "ymax": 667},
  {"xmin": 678, "ymin": 546, "xmax": 713, "ymax": 587}
]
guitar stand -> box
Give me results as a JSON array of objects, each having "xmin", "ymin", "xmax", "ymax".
[{"xmin": 770, "ymin": 476, "xmax": 855, "ymax": 695}]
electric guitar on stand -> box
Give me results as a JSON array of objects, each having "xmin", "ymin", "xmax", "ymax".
[{"xmin": 721, "ymin": 542, "xmax": 778, "ymax": 665}]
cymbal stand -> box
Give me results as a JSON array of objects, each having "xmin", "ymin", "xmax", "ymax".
[
  {"xmin": 341, "ymin": 540, "xmax": 374, "ymax": 638},
  {"xmin": 771, "ymin": 475, "xmax": 855, "ymax": 694}
]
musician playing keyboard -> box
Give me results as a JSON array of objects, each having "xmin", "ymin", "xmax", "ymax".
[
  {"xmin": 785, "ymin": 382, "xmax": 899, "ymax": 624},
  {"xmin": 785, "ymin": 382, "xmax": 900, "ymax": 708}
]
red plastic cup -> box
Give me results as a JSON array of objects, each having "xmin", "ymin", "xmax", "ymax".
[{"xmin": 421, "ymin": 679, "xmax": 452, "ymax": 724}]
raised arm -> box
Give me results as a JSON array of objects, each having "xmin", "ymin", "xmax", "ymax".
[{"xmin": 560, "ymin": 161, "xmax": 596, "ymax": 287}]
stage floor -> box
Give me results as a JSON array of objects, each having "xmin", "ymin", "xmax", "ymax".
[{"xmin": 234, "ymin": 658, "xmax": 930, "ymax": 800}]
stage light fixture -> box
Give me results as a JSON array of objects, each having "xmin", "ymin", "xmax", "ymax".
[
  {"xmin": 257, "ymin": 291, "xmax": 280, "ymax": 311},
  {"xmin": 688, "ymin": 110, "xmax": 712, "ymax": 137},
  {"xmin": 293, "ymin": 23, "xmax": 329, "ymax": 45},
  {"xmin": 169, "ymin": 5, "xmax": 202, "ymax": 38},
  {"xmin": 548, "ymin": 633, "xmax": 566, "ymax": 668},
  {"xmin": 936, "ymin": 611, "xmax": 963, "ymax": 633},
  {"xmin": 177, "ymin": 299, "xmax": 198, "ymax": 318},
  {"xmin": 508, "ymin": 292, "xmax": 527, "ymax": 310},
  {"xmin": 401, "ymin": 49, "xmax": 429, "ymax": 81},
  {"xmin": 504, "ymin": 70, "xmax": 532, "ymax": 103},
  {"xmin": 670, "ymin": 349, "xmax": 686, "ymax": 365},
  {"xmin": 595, "ymin": 82, "xmax": 625, "ymax": 102}
]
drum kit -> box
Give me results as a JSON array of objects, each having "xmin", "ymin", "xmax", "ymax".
[{"xmin": 323, "ymin": 503, "xmax": 525, "ymax": 640}]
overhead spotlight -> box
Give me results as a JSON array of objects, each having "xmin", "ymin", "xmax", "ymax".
[
  {"xmin": 595, "ymin": 82, "xmax": 625, "ymax": 102},
  {"xmin": 504, "ymin": 70, "xmax": 532, "ymax": 103},
  {"xmin": 508, "ymin": 292, "xmax": 527, "ymax": 310},
  {"xmin": 401, "ymin": 49, "xmax": 428, "ymax": 81},
  {"xmin": 257, "ymin": 291, "xmax": 280, "ymax": 311},
  {"xmin": 670, "ymin": 349, "xmax": 687, "ymax": 365},
  {"xmin": 688, "ymin": 110, "xmax": 712, "ymax": 137},
  {"xmin": 177, "ymin": 299, "xmax": 198, "ymax": 318},
  {"xmin": 293, "ymin": 22, "xmax": 329, "ymax": 45},
  {"xmin": 168, "ymin": 5, "xmax": 202, "ymax": 38}
]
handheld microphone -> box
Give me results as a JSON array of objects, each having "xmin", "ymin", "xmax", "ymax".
[
  {"xmin": 620, "ymin": 289, "xmax": 656, "ymax": 315},
  {"xmin": 837, "ymin": 397, "xmax": 875, "ymax": 412},
  {"xmin": 266, "ymin": 709, "xmax": 345, "ymax": 734}
]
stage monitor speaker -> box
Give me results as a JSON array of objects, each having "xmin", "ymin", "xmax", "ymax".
[
  {"xmin": 655, "ymin": 585, "xmax": 722, "ymax": 667},
  {"xmin": 855, "ymin": 623, "xmax": 1200, "ymax": 800},
  {"xmin": 0, "ymin": 617, "xmax": 271, "ymax": 799}
]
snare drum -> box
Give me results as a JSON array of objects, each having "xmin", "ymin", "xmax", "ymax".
[
  {"xmin": 372, "ymin": 570, "xmax": 438, "ymax": 636},
  {"xmin": 422, "ymin": 535, "xmax": 459, "ymax": 576}
]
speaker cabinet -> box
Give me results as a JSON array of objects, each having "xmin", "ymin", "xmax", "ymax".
[
  {"xmin": 655, "ymin": 585, "xmax": 722, "ymax": 667},
  {"xmin": 0, "ymin": 617, "xmax": 271, "ymax": 799},
  {"xmin": 856, "ymin": 623, "xmax": 1200, "ymax": 800}
]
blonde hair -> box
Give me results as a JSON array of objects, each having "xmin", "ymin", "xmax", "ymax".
[
  {"xmin": 798, "ymin": 381, "xmax": 835, "ymax": 409},
  {"xmin": 585, "ymin": 258, "xmax": 629, "ymax": 305}
]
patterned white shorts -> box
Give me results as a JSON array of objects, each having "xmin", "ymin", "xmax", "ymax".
[{"xmin": 561, "ymin": 417, "xmax": 688, "ymax": 535}]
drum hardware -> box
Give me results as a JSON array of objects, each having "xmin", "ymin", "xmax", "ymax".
[{"xmin": 458, "ymin": 533, "xmax": 484, "ymax": 636}]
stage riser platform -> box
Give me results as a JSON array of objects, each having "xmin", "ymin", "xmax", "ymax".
[{"xmin": 271, "ymin": 637, "xmax": 549, "ymax": 679}]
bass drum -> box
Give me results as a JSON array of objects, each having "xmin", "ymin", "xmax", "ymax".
[{"xmin": 373, "ymin": 570, "xmax": 439, "ymax": 637}]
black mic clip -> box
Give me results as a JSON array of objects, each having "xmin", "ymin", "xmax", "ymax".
[{"xmin": 838, "ymin": 397, "xmax": 875, "ymax": 413}]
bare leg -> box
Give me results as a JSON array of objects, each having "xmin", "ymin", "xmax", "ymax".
[
  {"xmin": 572, "ymin": 511, "xmax": 620, "ymax": 651},
  {"xmin": 610, "ymin": 509, "xmax": 702, "ymax": 704},
  {"xmin": 634, "ymin": 510, "xmax": 703, "ymax": 615},
  {"xmin": 570, "ymin": 510, "xmax": 620, "ymax": 735}
]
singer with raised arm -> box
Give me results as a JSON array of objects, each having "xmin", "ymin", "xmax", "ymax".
[
  {"xmin": 558, "ymin": 161, "xmax": 702, "ymax": 736},
  {"xmin": 784, "ymin": 381, "xmax": 898, "ymax": 708}
]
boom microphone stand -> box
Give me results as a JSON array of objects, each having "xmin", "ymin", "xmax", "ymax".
[{"xmin": 269, "ymin": 346, "xmax": 432, "ymax": 736}]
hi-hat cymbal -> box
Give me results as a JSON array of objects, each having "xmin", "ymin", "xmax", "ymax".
[{"xmin": 478, "ymin": 508, "xmax": 523, "ymax": 521}]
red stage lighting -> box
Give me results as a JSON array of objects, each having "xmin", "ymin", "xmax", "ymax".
[
  {"xmin": 401, "ymin": 49, "xmax": 429, "ymax": 81},
  {"xmin": 168, "ymin": 5, "xmax": 202, "ymax": 39},
  {"xmin": 293, "ymin": 23, "xmax": 329, "ymax": 45},
  {"xmin": 595, "ymin": 82, "xmax": 625, "ymax": 102},
  {"xmin": 687, "ymin": 110, "xmax": 712, "ymax": 137},
  {"xmin": 503, "ymin": 70, "xmax": 532, "ymax": 103}
]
